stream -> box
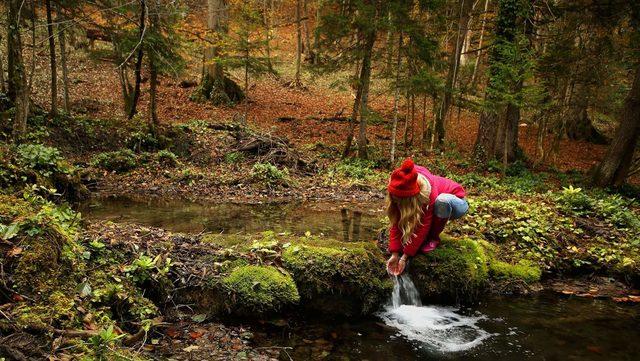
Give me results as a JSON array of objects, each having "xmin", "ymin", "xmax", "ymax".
[{"xmin": 83, "ymin": 197, "xmax": 640, "ymax": 360}]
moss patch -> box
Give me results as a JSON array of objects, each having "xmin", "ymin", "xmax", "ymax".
[
  {"xmin": 409, "ymin": 236, "xmax": 488, "ymax": 303},
  {"xmin": 282, "ymin": 236, "xmax": 391, "ymax": 315},
  {"xmin": 222, "ymin": 265, "xmax": 299, "ymax": 314},
  {"xmin": 489, "ymin": 259, "xmax": 542, "ymax": 283}
]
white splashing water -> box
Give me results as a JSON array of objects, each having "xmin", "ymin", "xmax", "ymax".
[{"xmin": 379, "ymin": 274, "xmax": 494, "ymax": 353}]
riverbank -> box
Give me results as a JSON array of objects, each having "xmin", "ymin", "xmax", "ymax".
[{"xmin": 2, "ymin": 115, "xmax": 640, "ymax": 359}]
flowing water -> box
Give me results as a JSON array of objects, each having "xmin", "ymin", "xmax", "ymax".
[
  {"xmin": 84, "ymin": 197, "xmax": 640, "ymax": 360},
  {"xmin": 379, "ymin": 274, "xmax": 493, "ymax": 353}
]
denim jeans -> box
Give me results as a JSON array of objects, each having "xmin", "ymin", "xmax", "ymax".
[{"xmin": 433, "ymin": 193, "xmax": 468, "ymax": 220}]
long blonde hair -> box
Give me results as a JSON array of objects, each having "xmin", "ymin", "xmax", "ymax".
[{"xmin": 386, "ymin": 174, "xmax": 430, "ymax": 246}]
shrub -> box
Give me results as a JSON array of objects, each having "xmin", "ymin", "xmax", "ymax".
[
  {"xmin": 156, "ymin": 150, "xmax": 179, "ymax": 167},
  {"xmin": 251, "ymin": 162, "xmax": 289, "ymax": 186},
  {"xmin": 17, "ymin": 144, "xmax": 65, "ymax": 177},
  {"xmin": 91, "ymin": 149, "xmax": 138, "ymax": 173},
  {"xmin": 332, "ymin": 158, "xmax": 378, "ymax": 181},
  {"xmin": 126, "ymin": 131, "xmax": 159, "ymax": 152},
  {"xmin": 556, "ymin": 185, "xmax": 593, "ymax": 214}
]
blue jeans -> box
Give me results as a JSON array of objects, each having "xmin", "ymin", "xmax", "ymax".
[{"xmin": 433, "ymin": 193, "xmax": 468, "ymax": 220}]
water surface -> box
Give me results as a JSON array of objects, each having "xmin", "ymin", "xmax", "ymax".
[{"xmin": 84, "ymin": 197, "xmax": 640, "ymax": 361}]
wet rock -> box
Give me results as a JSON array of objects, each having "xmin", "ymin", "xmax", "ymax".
[
  {"xmin": 408, "ymin": 236, "xmax": 489, "ymax": 303},
  {"xmin": 282, "ymin": 236, "xmax": 392, "ymax": 316}
]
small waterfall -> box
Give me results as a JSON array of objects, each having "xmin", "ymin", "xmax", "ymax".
[
  {"xmin": 392, "ymin": 274, "xmax": 422, "ymax": 308},
  {"xmin": 380, "ymin": 273, "xmax": 494, "ymax": 353}
]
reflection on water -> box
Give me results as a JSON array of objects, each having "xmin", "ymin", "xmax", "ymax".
[{"xmin": 81, "ymin": 197, "xmax": 383, "ymax": 242}]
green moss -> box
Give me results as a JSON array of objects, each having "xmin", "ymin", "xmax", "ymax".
[
  {"xmin": 489, "ymin": 259, "xmax": 542, "ymax": 283},
  {"xmin": 409, "ymin": 236, "xmax": 488, "ymax": 303},
  {"xmin": 201, "ymin": 233, "xmax": 253, "ymax": 248},
  {"xmin": 222, "ymin": 265, "xmax": 299, "ymax": 314},
  {"xmin": 282, "ymin": 237, "xmax": 391, "ymax": 315}
]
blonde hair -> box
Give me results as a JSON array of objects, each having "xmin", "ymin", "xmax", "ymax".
[{"xmin": 386, "ymin": 174, "xmax": 430, "ymax": 246}]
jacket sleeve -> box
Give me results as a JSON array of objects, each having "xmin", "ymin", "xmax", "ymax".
[
  {"xmin": 402, "ymin": 208, "xmax": 433, "ymax": 257},
  {"xmin": 388, "ymin": 224, "xmax": 403, "ymax": 253},
  {"xmin": 443, "ymin": 178, "xmax": 466, "ymax": 198}
]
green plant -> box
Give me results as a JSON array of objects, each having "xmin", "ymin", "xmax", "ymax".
[
  {"xmin": 175, "ymin": 167, "xmax": 205, "ymax": 186},
  {"xmin": 88, "ymin": 325, "xmax": 125, "ymax": 356},
  {"xmin": 251, "ymin": 162, "xmax": 289, "ymax": 186},
  {"xmin": 224, "ymin": 151, "xmax": 245, "ymax": 164},
  {"xmin": 332, "ymin": 158, "xmax": 378, "ymax": 181},
  {"xmin": 124, "ymin": 254, "xmax": 171, "ymax": 284},
  {"xmin": 127, "ymin": 131, "xmax": 159, "ymax": 152},
  {"xmin": 91, "ymin": 150, "xmax": 138, "ymax": 173},
  {"xmin": 556, "ymin": 186, "xmax": 593, "ymax": 214},
  {"xmin": 16, "ymin": 144, "xmax": 66, "ymax": 177},
  {"xmin": 156, "ymin": 150, "xmax": 179, "ymax": 167}
]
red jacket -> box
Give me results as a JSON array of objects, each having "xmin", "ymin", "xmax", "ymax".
[{"xmin": 388, "ymin": 166, "xmax": 465, "ymax": 256}]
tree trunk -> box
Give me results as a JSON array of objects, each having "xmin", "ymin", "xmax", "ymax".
[
  {"xmin": 474, "ymin": 106, "xmax": 500, "ymax": 165},
  {"xmin": 434, "ymin": 0, "xmax": 474, "ymax": 148},
  {"xmin": 7, "ymin": 0, "xmax": 29, "ymax": 137},
  {"xmin": 470, "ymin": 0, "xmax": 489, "ymax": 87},
  {"xmin": 263, "ymin": 0, "xmax": 275, "ymax": 73},
  {"xmin": 294, "ymin": 0, "xmax": 303, "ymax": 86},
  {"xmin": 592, "ymin": 63, "xmax": 640, "ymax": 187},
  {"xmin": 127, "ymin": 0, "xmax": 146, "ymax": 120},
  {"xmin": 56, "ymin": 5, "xmax": 71, "ymax": 113},
  {"xmin": 390, "ymin": 33, "xmax": 403, "ymax": 165},
  {"xmin": 312, "ymin": 3, "xmax": 321, "ymax": 64},
  {"xmin": 148, "ymin": 0, "xmax": 160, "ymax": 135},
  {"xmin": 0, "ymin": 35, "xmax": 6, "ymax": 93},
  {"xmin": 357, "ymin": 30, "xmax": 376, "ymax": 160},
  {"xmin": 201, "ymin": 0, "xmax": 242, "ymax": 103},
  {"xmin": 149, "ymin": 56, "xmax": 158, "ymax": 134},
  {"xmin": 45, "ymin": 0, "xmax": 58, "ymax": 116},
  {"xmin": 302, "ymin": 0, "xmax": 313, "ymax": 61},
  {"xmin": 342, "ymin": 65, "xmax": 363, "ymax": 158}
]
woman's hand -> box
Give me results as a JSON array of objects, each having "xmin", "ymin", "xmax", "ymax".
[
  {"xmin": 387, "ymin": 253, "xmax": 408, "ymax": 276},
  {"xmin": 387, "ymin": 253, "xmax": 400, "ymax": 275},
  {"xmin": 397, "ymin": 256, "xmax": 407, "ymax": 275}
]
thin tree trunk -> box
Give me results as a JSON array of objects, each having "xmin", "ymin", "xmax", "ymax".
[
  {"xmin": 45, "ymin": 0, "xmax": 58, "ymax": 116},
  {"xmin": 302, "ymin": 0, "xmax": 312, "ymax": 60},
  {"xmin": 390, "ymin": 33, "xmax": 403, "ymax": 165},
  {"xmin": 128, "ymin": 0, "xmax": 146, "ymax": 120},
  {"xmin": 312, "ymin": 3, "xmax": 321, "ymax": 64},
  {"xmin": 434, "ymin": 0, "xmax": 474, "ymax": 148},
  {"xmin": 0, "ymin": 35, "xmax": 6, "ymax": 93},
  {"xmin": 592, "ymin": 63, "xmax": 640, "ymax": 186},
  {"xmin": 294, "ymin": 0, "xmax": 303, "ymax": 86},
  {"xmin": 7, "ymin": 0, "xmax": 29, "ymax": 137},
  {"xmin": 421, "ymin": 94, "xmax": 428, "ymax": 151},
  {"xmin": 148, "ymin": 0, "xmax": 160, "ymax": 135},
  {"xmin": 56, "ymin": 5, "xmax": 70, "ymax": 112},
  {"xmin": 342, "ymin": 68, "xmax": 362, "ymax": 159},
  {"xmin": 470, "ymin": 0, "xmax": 489, "ymax": 87},
  {"xmin": 263, "ymin": 0, "xmax": 274, "ymax": 73},
  {"xmin": 357, "ymin": 30, "xmax": 376, "ymax": 159},
  {"xmin": 149, "ymin": 57, "xmax": 158, "ymax": 134}
]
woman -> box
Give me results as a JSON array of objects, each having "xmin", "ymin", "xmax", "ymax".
[{"xmin": 386, "ymin": 158, "xmax": 468, "ymax": 276}]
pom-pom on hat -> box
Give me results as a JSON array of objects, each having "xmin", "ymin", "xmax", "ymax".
[{"xmin": 388, "ymin": 158, "xmax": 421, "ymax": 198}]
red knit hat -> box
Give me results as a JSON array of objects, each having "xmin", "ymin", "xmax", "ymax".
[{"xmin": 388, "ymin": 158, "xmax": 420, "ymax": 198}]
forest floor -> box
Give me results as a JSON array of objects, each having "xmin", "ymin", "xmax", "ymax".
[{"xmin": 1, "ymin": 15, "xmax": 639, "ymax": 361}]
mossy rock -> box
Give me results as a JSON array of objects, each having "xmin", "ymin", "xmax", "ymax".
[
  {"xmin": 282, "ymin": 237, "xmax": 391, "ymax": 316},
  {"xmin": 489, "ymin": 259, "xmax": 542, "ymax": 284},
  {"xmin": 408, "ymin": 236, "xmax": 488, "ymax": 303},
  {"xmin": 222, "ymin": 265, "xmax": 299, "ymax": 315}
]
